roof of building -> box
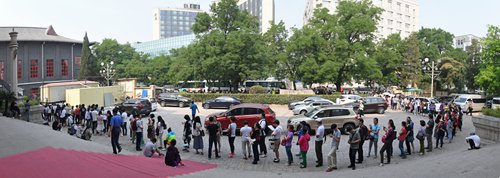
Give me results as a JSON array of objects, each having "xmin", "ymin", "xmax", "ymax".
[
  {"xmin": 0, "ymin": 25, "xmax": 82, "ymax": 43},
  {"xmin": 41, "ymin": 81, "xmax": 98, "ymax": 87}
]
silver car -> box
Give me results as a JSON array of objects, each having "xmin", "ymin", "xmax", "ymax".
[
  {"xmin": 287, "ymin": 106, "xmax": 359, "ymax": 134},
  {"xmin": 288, "ymin": 96, "xmax": 324, "ymax": 110},
  {"xmin": 293, "ymin": 99, "xmax": 335, "ymax": 115}
]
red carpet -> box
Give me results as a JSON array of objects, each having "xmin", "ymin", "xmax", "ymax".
[{"xmin": 0, "ymin": 147, "xmax": 217, "ymax": 178}]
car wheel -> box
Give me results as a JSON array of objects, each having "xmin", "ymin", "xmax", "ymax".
[
  {"xmin": 300, "ymin": 110, "xmax": 307, "ymax": 115},
  {"xmin": 160, "ymin": 101, "xmax": 166, "ymax": 107},
  {"xmin": 179, "ymin": 102, "xmax": 184, "ymax": 108},
  {"xmin": 342, "ymin": 123, "xmax": 355, "ymax": 135},
  {"xmin": 377, "ymin": 107, "xmax": 385, "ymax": 114},
  {"xmin": 203, "ymin": 104, "xmax": 210, "ymax": 109}
]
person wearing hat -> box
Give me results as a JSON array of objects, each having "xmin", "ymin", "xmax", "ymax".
[
  {"xmin": 465, "ymin": 133, "xmax": 480, "ymax": 150},
  {"xmin": 315, "ymin": 118, "xmax": 325, "ymax": 167}
]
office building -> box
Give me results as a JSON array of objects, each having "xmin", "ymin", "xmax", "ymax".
[
  {"xmin": 304, "ymin": 0, "xmax": 419, "ymax": 39},
  {"xmin": 213, "ymin": 0, "xmax": 275, "ymax": 33},
  {"xmin": 132, "ymin": 34, "xmax": 196, "ymax": 57},
  {"xmin": 0, "ymin": 26, "xmax": 82, "ymax": 97},
  {"xmin": 153, "ymin": 4, "xmax": 204, "ymax": 39},
  {"xmin": 453, "ymin": 34, "xmax": 480, "ymax": 51}
]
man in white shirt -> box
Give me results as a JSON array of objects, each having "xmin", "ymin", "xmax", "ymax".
[
  {"xmin": 91, "ymin": 108, "xmax": 98, "ymax": 134},
  {"xmin": 144, "ymin": 138, "xmax": 163, "ymax": 157},
  {"xmin": 315, "ymin": 118, "xmax": 325, "ymax": 167},
  {"xmin": 326, "ymin": 124, "xmax": 341, "ymax": 172},
  {"xmin": 271, "ymin": 120, "xmax": 283, "ymax": 163},
  {"xmin": 466, "ymin": 133, "xmax": 480, "ymax": 150},
  {"xmin": 240, "ymin": 121, "xmax": 252, "ymax": 159},
  {"xmin": 121, "ymin": 111, "xmax": 128, "ymax": 136},
  {"xmin": 60, "ymin": 107, "xmax": 67, "ymax": 126},
  {"xmin": 135, "ymin": 115, "xmax": 144, "ymax": 151},
  {"xmin": 258, "ymin": 113, "xmax": 267, "ymax": 157}
]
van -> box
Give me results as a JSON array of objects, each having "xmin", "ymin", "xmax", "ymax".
[
  {"xmin": 492, "ymin": 97, "xmax": 500, "ymax": 109},
  {"xmin": 454, "ymin": 94, "xmax": 486, "ymax": 112}
]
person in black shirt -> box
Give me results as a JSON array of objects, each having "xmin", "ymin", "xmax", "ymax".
[
  {"xmin": 356, "ymin": 118, "xmax": 368, "ymax": 164},
  {"xmin": 251, "ymin": 123, "xmax": 261, "ymax": 164},
  {"xmin": 165, "ymin": 139, "xmax": 184, "ymax": 167},
  {"xmin": 206, "ymin": 117, "xmax": 220, "ymax": 159}
]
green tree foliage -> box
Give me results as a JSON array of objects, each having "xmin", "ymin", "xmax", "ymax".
[
  {"xmin": 476, "ymin": 25, "xmax": 500, "ymax": 96},
  {"xmin": 465, "ymin": 39, "xmax": 482, "ymax": 91},
  {"xmin": 417, "ymin": 28, "xmax": 454, "ymax": 59},
  {"xmin": 438, "ymin": 57, "xmax": 465, "ymax": 91},
  {"xmin": 79, "ymin": 33, "xmax": 98, "ymax": 80},
  {"xmin": 373, "ymin": 34, "xmax": 404, "ymax": 87},
  {"xmin": 400, "ymin": 33, "xmax": 421, "ymax": 88}
]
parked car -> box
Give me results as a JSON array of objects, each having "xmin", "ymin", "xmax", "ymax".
[
  {"xmin": 337, "ymin": 95, "xmax": 361, "ymax": 104},
  {"xmin": 313, "ymin": 86, "xmax": 334, "ymax": 95},
  {"xmin": 116, "ymin": 98, "xmax": 152, "ymax": 116},
  {"xmin": 435, "ymin": 96, "xmax": 455, "ymax": 105},
  {"xmin": 202, "ymin": 96, "xmax": 241, "ymax": 109},
  {"xmin": 454, "ymin": 94, "xmax": 486, "ymax": 112},
  {"xmin": 354, "ymin": 97, "xmax": 388, "ymax": 114},
  {"xmin": 287, "ymin": 106, "xmax": 359, "ymax": 134},
  {"xmin": 157, "ymin": 93, "xmax": 192, "ymax": 107},
  {"xmin": 293, "ymin": 99, "xmax": 335, "ymax": 115},
  {"xmin": 148, "ymin": 98, "xmax": 158, "ymax": 111},
  {"xmin": 415, "ymin": 97, "xmax": 440, "ymax": 112},
  {"xmin": 492, "ymin": 97, "xmax": 500, "ymax": 109},
  {"xmin": 204, "ymin": 104, "xmax": 276, "ymax": 131},
  {"xmin": 288, "ymin": 96, "xmax": 324, "ymax": 110}
]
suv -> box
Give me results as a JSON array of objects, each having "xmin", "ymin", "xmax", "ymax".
[
  {"xmin": 205, "ymin": 104, "xmax": 276, "ymax": 131},
  {"xmin": 356, "ymin": 97, "xmax": 388, "ymax": 114},
  {"xmin": 157, "ymin": 93, "xmax": 192, "ymax": 107},
  {"xmin": 287, "ymin": 106, "xmax": 359, "ymax": 134},
  {"xmin": 338, "ymin": 95, "xmax": 361, "ymax": 104},
  {"xmin": 116, "ymin": 98, "xmax": 152, "ymax": 116}
]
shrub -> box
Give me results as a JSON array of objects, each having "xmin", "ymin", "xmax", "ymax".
[
  {"xmin": 482, "ymin": 108, "xmax": 500, "ymax": 118},
  {"xmin": 249, "ymin": 85, "xmax": 266, "ymax": 94},
  {"xmin": 179, "ymin": 93, "xmax": 343, "ymax": 105}
]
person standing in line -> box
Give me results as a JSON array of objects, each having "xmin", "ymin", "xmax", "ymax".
[
  {"xmin": 435, "ymin": 119, "xmax": 446, "ymax": 149},
  {"xmin": 284, "ymin": 125, "xmax": 294, "ymax": 166},
  {"xmin": 271, "ymin": 120, "xmax": 283, "ymax": 163},
  {"xmin": 108, "ymin": 109, "xmax": 123, "ymax": 154},
  {"xmin": 467, "ymin": 99, "xmax": 473, "ymax": 116},
  {"xmin": 192, "ymin": 116, "xmax": 204, "ymax": 155},
  {"xmin": 206, "ymin": 117, "xmax": 220, "ymax": 159},
  {"xmin": 314, "ymin": 119, "xmax": 325, "ymax": 167},
  {"xmin": 74, "ymin": 105, "xmax": 80, "ymax": 124},
  {"xmin": 190, "ymin": 101, "xmax": 200, "ymax": 121},
  {"xmin": 347, "ymin": 126, "xmax": 361, "ymax": 170},
  {"xmin": 91, "ymin": 108, "xmax": 98, "ymax": 134},
  {"xmin": 258, "ymin": 113, "xmax": 268, "ymax": 158},
  {"xmin": 426, "ymin": 114, "xmax": 435, "ymax": 152},
  {"xmin": 147, "ymin": 114, "xmax": 156, "ymax": 140},
  {"xmin": 356, "ymin": 118, "xmax": 368, "ymax": 164},
  {"xmin": 367, "ymin": 118, "xmax": 380, "ymax": 158},
  {"xmin": 182, "ymin": 115, "xmax": 192, "ymax": 152},
  {"xmin": 215, "ymin": 119, "xmax": 222, "ymax": 154},
  {"xmin": 379, "ymin": 119, "xmax": 396, "ymax": 166},
  {"xmin": 135, "ymin": 114, "xmax": 144, "ymax": 151},
  {"xmin": 398, "ymin": 121, "xmax": 407, "ymax": 159},
  {"xmin": 446, "ymin": 117, "xmax": 453, "ymax": 143},
  {"xmin": 358, "ymin": 101, "xmax": 365, "ymax": 117},
  {"xmin": 297, "ymin": 127, "xmax": 310, "ymax": 168},
  {"xmin": 405, "ymin": 117, "xmax": 415, "ymax": 155},
  {"xmin": 417, "ymin": 120, "xmax": 427, "ymax": 155},
  {"xmin": 240, "ymin": 121, "xmax": 253, "ymax": 160},
  {"xmin": 121, "ymin": 111, "xmax": 128, "ymax": 136},
  {"xmin": 250, "ymin": 123, "xmax": 262, "ymax": 164},
  {"xmin": 326, "ymin": 124, "xmax": 341, "ymax": 172},
  {"xmin": 224, "ymin": 117, "xmax": 237, "ymax": 158},
  {"xmin": 157, "ymin": 116, "xmax": 166, "ymax": 150}
]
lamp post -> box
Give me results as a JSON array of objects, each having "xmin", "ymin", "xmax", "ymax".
[
  {"xmin": 100, "ymin": 61, "xmax": 115, "ymax": 86},
  {"xmin": 421, "ymin": 58, "xmax": 441, "ymax": 98}
]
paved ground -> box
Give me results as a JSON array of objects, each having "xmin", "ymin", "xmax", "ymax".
[{"xmin": 2, "ymin": 103, "xmax": 500, "ymax": 178}]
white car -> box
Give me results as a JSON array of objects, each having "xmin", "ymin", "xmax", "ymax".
[
  {"xmin": 293, "ymin": 99, "xmax": 335, "ymax": 115},
  {"xmin": 288, "ymin": 96, "xmax": 323, "ymax": 110},
  {"xmin": 493, "ymin": 97, "xmax": 500, "ymax": 109},
  {"xmin": 337, "ymin": 95, "xmax": 361, "ymax": 104},
  {"xmin": 148, "ymin": 98, "xmax": 158, "ymax": 111}
]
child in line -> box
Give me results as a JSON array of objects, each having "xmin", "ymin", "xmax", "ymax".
[{"xmin": 298, "ymin": 127, "xmax": 310, "ymax": 168}]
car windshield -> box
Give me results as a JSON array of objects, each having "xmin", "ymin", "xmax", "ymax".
[
  {"xmin": 455, "ymin": 97, "xmax": 467, "ymax": 103},
  {"xmin": 305, "ymin": 108, "xmax": 319, "ymax": 117}
]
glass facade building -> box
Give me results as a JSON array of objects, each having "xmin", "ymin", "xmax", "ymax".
[
  {"xmin": 132, "ymin": 34, "xmax": 196, "ymax": 57},
  {"xmin": 153, "ymin": 4, "xmax": 203, "ymax": 39}
]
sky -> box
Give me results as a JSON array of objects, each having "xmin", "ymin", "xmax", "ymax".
[{"xmin": 0, "ymin": 0, "xmax": 499, "ymax": 43}]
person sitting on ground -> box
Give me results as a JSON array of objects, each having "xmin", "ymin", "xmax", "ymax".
[
  {"xmin": 465, "ymin": 133, "xmax": 481, "ymax": 150},
  {"xmin": 52, "ymin": 119, "xmax": 62, "ymax": 131},
  {"xmin": 165, "ymin": 139, "xmax": 184, "ymax": 167},
  {"xmin": 144, "ymin": 138, "xmax": 164, "ymax": 157},
  {"xmin": 82, "ymin": 125, "xmax": 93, "ymax": 141}
]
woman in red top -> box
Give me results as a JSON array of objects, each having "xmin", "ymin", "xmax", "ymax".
[{"xmin": 398, "ymin": 121, "xmax": 407, "ymax": 159}]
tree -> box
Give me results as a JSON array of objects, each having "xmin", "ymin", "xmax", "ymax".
[
  {"xmin": 417, "ymin": 28, "xmax": 455, "ymax": 60},
  {"xmin": 400, "ymin": 33, "xmax": 421, "ymax": 88},
  {"xmin": 373, "ymin": 34, "xmax": 404, "ymax": 87},
  {"xmin": 263, "ymin": 21, "xmax": 288, "ymax": 81},
  {"xmin": 475, "ymin": 25, "xmax": 500, "ymax": 96},
  {"xmin": 79, "ymin": 33, "xmax": 98, "ymax": 80},
  {"xmin": 438, "ymin": 57, "xmax": 465, "ymax": 92},
  {"xmin": 465, "ymin": 39, "xmax": 482, "ymax": 92}
]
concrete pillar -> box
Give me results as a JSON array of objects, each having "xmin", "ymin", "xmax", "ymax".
[{"xmin": 9, "ymin": 30, "xmax": 19, "ymax": 97}]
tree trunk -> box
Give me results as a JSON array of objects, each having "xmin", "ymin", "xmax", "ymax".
[{"xmin": 292, "ymin": 81, "xmax": 297, "ymax": 90}]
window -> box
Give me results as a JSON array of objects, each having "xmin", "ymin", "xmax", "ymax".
[
  {"xmin": 30, "ymin": 60, "xmax": 38, "ymax": 78},
  {"xmin": 330, "ymin": 109, "xmax": 350, "ymax": 117},
  {"xmin": 46, "ymin": 59, "xmax": 54, "ymax": 77},
  {"xmin": 17, "ymin": 60, "xmax": 22, "ymax": 79},
  {"xmin": 315, "ymin": 110, "xmax": 330, "ymax": 118},
  {"xmin": 0, "ymin": 61, "xmax": 3, "ymax": 80},
  {"xmin": 75, "ymin": 57, "xmax": 81, "ymax": 67},
  {"xmin": 397, "ymin": 2, "xmax": 401, "ymax": 10},
  {"xmin": 397, "ymin": 13, "xmax": 402, "ymax": 20},
  {"xmin": 243, "ymin": 108, "xmax": 262, "ymax": 115},
  {"xmin": 228, "ymin": 108, "xmax": 243, "ymax": 116},
  {"xmin": 387, "ymin": 19, "xmax": 393, "ymax": 25},
  {"xmin": 397, "ymin": 21, "xmax": 402, "ymax": 28},
  {"xmin": 31, "ymin": 88, "xmax": 40, "ymax": 97},
  {"xmin": 405, "ymin": 23, "xmax": 410, "ymax": 29},
  {"xmin": 406, "ymin": 4, "xmax": 410, "ymax": 13},
  {"xmin": 61, "ymin": 59, "xmax": 69, "ymax": 77}
]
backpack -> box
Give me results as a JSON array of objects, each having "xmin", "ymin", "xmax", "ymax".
[
  {"xmin": 131, "ymin": 119, "xmax": 138, "ymax": 131},
  {"xmin": 260, "ymin": 119, "xmax": 271, "ymax": 135}
]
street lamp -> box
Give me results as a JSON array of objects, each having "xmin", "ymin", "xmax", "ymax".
[
  {"xmin": 100, "ymin": 61, "xmax": 115, "ymax": 86},
  {"xmin": 421, "ymin": 57, "xmax": 441, "ymax": 98}
]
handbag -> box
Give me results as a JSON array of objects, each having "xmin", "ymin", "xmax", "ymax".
[
  {"xmin": 200, "ymin": 130, "xmax": 205, "ymax": 137},
  {"xmin": 281, "ymin": 138, "xmax": 287, "ymax": 146}
]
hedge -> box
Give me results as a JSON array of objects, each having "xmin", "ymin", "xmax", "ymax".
[
  {"xmin": 482, "ymin": 108, "xmax": 500, "ymax": 118},
  {"xmin": 180, "ymin": 93, "xmax": 343, "ymax": 105}
]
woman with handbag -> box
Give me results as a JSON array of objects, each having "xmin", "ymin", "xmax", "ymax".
[
  {"xmin": 417, "ymin": 120, "xmax": 426, "ymax": 155},
  {"xmin": 192, "ymin": 116, "xmax": 204, "ymax": 155},
  {"xmin": 283, "ymin": 125, "xmax": 294, "ymax": 166},
  {"xmin": 379, "ymin": 119, "xmax": 396, "ymax": 166}
]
